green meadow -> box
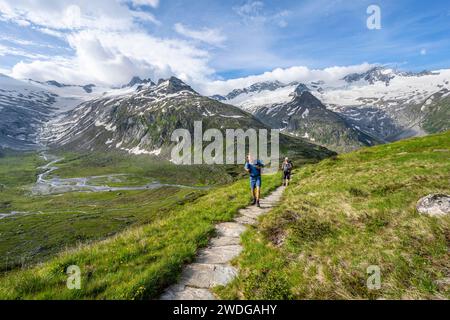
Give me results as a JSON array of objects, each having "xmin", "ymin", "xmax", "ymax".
[
  {"xmin": 0, "ymin": 151, "xmax": 243, "ymax": 270},
  {"xmin": 215, "ymin": 131, "xmax": 450, "ymax": 299}
]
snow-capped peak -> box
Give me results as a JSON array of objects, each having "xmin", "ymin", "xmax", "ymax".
[
  {"xmin": 121, "ymin": 76, "xmax": 155, "ymax": 88},
  {"xmin": 289, "ymin": 83, "xmax": 310, "ymax": 97},
  {"xmin": 341, "ymin": 66, "xmax": 439, "ymax": 86}
]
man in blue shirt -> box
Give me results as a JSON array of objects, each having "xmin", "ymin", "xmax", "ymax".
[{"xmin": 244, "ymin": 153, "xmax": 264, "ymax": 207}]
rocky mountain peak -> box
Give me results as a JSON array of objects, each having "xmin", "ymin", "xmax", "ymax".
[
  {"xmin": 223, "ymin": 80, "xmax": 288, "ymax": 100},
  {"xmin": 122, "ymin": 76, "xmax": 154, "ymax": 88},
  {"xmin": 36, "ymin": 79, "xmax": 96, "ymax": 93},
  {"xmin": 45, "ymin": 80, "xmax": 66, "ymax": 88},
  {"xmin": 340, "ymin": 66, "xmax": 437, "ymax": 86},
  {"xmin": 290, "ymin": 83, "xmax": 310, "ymax": 97},
  {"xmin": 291, "ymin": 90, "xmax": 325, "ymax": 109},
  {"xmin": 154, "ymin": 76, "xmax": 197, "ymax": 95},
  {"xmin": 247, "ymin": 80, "xmax": 285, "ymax": 92},
  {"xmin": 342, "ymin": 66, "xmax": 396, "ymax": 86}
]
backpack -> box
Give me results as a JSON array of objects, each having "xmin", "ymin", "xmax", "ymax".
[{"xmin": 284, "ymin": 161, "xmax": 292, "ymax": 172}]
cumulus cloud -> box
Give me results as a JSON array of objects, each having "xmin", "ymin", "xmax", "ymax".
[
  {"xmin": 11, "ymin": 30, "xmax": 214, "ymax": 87},
  {"xmin": 174, "ymin": 23, "xmax": 226, "ymax": 46},
  {"xmin": 3, "ymin": 0, "xmax": 216, "ymax": 87},
  {"xmin": 199, "ymin": 63, "xmax": 375, "ymax": 96}
]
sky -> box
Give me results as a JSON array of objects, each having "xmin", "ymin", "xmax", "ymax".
[{"xmin": 0, "ymin": 0, "xmax": 449, "ymax": 95}]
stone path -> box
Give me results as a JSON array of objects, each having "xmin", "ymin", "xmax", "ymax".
[{"xmin": 160, "ymin": 185, "xmax": 285, "ymax": 300}]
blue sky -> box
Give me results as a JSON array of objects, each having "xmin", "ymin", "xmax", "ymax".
[{"xmin": 0, "ymin": 0, "xmax": 449, "ymax": 93}]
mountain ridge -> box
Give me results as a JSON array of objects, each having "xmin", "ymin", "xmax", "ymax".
[
  {"xmin": 211, "ymin": 66, "xmax": 450, "ymax": 150},
  {"xmin": 2, "ymin": 66, "xmax": 449, "ymax": 153},
  {"xmin": 252, "ymin": 89, "xmax": 380, "ymax": 152},
  {"xmin": 42, "ymin": 77, "xmax": 334, "ymax": 161}
]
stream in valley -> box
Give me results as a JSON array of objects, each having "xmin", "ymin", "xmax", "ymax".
[
  {"xmin": 32, "ymin": 153, "xmax": 209, "ymax": 195},
  {"xmin": 1, "ymin": 153, "xmax": 209, "ymax": 219}
]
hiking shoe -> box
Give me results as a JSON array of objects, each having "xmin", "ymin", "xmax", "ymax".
[
  {"xmin": 251, "ymin": 198, "xmax": 256, "ymax": 205},
  {"xmin": 256, "ymin": 201, "xmax": 261, "ymax": 207}
]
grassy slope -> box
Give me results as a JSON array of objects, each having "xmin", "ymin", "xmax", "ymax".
[
  {"xmin": 0, "ymin": 167, "xmax": 281, "ymax": 299},
  {"xmin": 216, "ymin": 131, "xmax": 450, "ymax": 299},
  {"xmin": 0, "ymin": 152, "xmax": 229, "ymax": 271},
  {"xmin": 422, "ymin": 97, "xmax": 450, "ymax": 134}
]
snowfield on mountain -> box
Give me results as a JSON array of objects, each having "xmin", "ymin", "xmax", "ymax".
[{"xmin": 212, "ymin": 67, "xmax": 450, "ymax": 151}]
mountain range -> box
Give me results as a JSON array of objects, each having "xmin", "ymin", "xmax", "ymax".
[
  {"xmin": 40, "ymin": 76, "xmax": 332, "ymax": 161},
  {"xmin": 1, "ymin": 65, "xmax": 449, "ymax": 155},
  {"xmin": 212, "ymin": 66, "xmax": 450, "ymax": 151}
]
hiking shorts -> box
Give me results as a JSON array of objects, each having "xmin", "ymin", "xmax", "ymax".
[
  {"xmin": 250, "ymin": 176, "xmax": 261, "ymax": 189},
  {"xmin": 283, "ymin": 171, "xmax": 291, "ymax": 180}
]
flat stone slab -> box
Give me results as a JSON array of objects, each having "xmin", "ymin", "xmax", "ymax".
[
  {"xmin": 197, "ymin": 245, "xmax": 242, "ymax": 264},
  {"xmin": 179, "ymin": 263, "xmax": 238, "ymax": 288},
  {"xmin": 239, "ymin": 208, "xmax": 262, "ymax": 219},
  {"xmin": 256, "ymin": 205, "xmax": 273, "ymax": 211},
  {"xmin": 160, "ymin": 286, "xmax": 216, "ymax": 300},
  {"xmin": 209, "ymin": 236, "xmax": 241, "ymax": 246},
  {"xmin": 216, "ymin": 222, "xmax": 247, "ymax": 237},
  {"xmin": 234, "ymin": 215, "xmax": 257, "ymax": 225},
  {"xmin": 258, "ymin": 200, "xmax": 274, "ymax": 206}
]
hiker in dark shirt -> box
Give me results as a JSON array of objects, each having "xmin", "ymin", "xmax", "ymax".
[
  {"xmin": 244, "ymin": 154, "xmax": 264, "ymax": 207},
  {"xmin": 281, "ymin": 157, "xmax": 293, "ymax": 186}
]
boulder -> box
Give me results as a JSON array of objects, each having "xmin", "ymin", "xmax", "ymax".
[{"xmin": 416, "ymin": 194, "xmax": 450, "ymax": 217}]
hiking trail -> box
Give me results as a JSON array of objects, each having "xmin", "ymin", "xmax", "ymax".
[{"xmin": 160, "ymin": 185, "xmax": 285, "ymax": 300}]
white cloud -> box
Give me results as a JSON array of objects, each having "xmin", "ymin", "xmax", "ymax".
[
  {"xmin": 11, "ymin": 30, "xmax": 214, "ymax": 87},
  {"xmin": 233, "ymin": 1, "xmax": 264, "ymax": 20},
  {"xmin": 273, "ymin": 10, "xmax": 290, "ymax": 28},
  {"xmin": 33, "ymin": 27, "xmax": 66, "ymax": 39},
  {"xmin": 128, "ymin": 0, "xmax": 159, "ymax": 8},
  {"xmin": 0, "ymin": 36, "xmax": 36, "ymax": 46},
  {"xmin": 174, "ymin": 23, "xmax": 226, "ymax": 46},
  {"xmin": 15, "ymin": 19, "xmax": 30, "ymax": 26},
  {"xmin": 232, "ymin": 1, "xmax": 290, "ymax": 27},
  {"xmin": 130, "ymin": 10, "xmax": 160, "ymax": 25},
  {"xmin": 0, "ymin": 44, "xmax": 52, "ymax": 60},
  {"xmin": 0, "ymin": 0, "xmax": 159, "ymax": 32},
  {"xmin": 0, "ymin": 35, "xmax": 66, "ymax": 49},
  {"xmin": 2, "ymin": 0, "xmax": 212, "ymax": 87},
  {"xmin": 199, "ymin": 63, "xmax": 375, "ymax": 96}
]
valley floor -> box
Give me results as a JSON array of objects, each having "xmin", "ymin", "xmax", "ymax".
[{"xmin": 0, "ymin": 152, "xmax": 235, "ymax": 272}]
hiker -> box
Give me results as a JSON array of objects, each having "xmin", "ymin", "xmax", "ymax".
[
  {"xmin": 244, "ymin": 154, "xmax": 264, "ymax": 207},
  {"xmin": 282, "ymin": 157, "xmax": 293, "ymax": 186}
]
